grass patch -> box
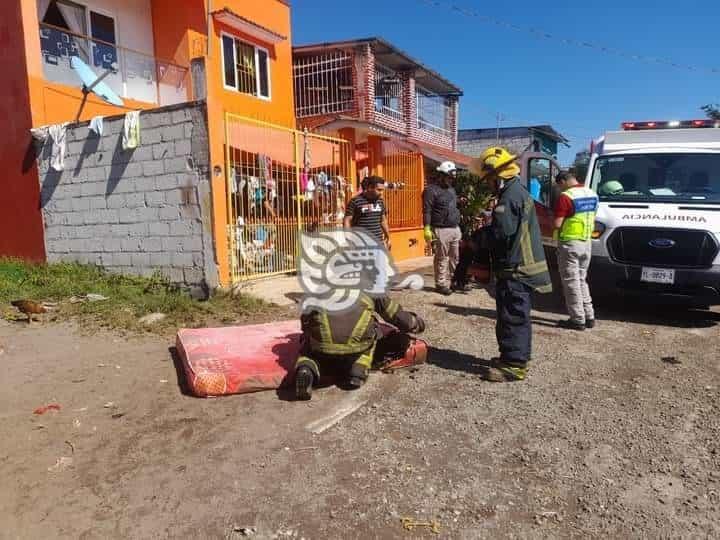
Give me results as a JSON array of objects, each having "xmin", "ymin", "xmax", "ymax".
[{"xmin": 0, "ymin": 258, "xmax": 284, "ymax": 334}]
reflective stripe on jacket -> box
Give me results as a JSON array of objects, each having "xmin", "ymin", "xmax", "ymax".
[
  {"xmin": 490, "ymin": 177, "xmax": 552, "ymax": 293},
  {"xmin": 301, "ymin": 294, "xmax": 416, "ymax": 356}
]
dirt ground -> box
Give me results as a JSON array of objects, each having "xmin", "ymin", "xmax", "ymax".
[{"xmin": 1, "ymin": 267, "xmax": 720, "ymax": 539}]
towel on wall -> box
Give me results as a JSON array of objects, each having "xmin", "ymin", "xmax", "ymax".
[
  {"xmin": 89, "ymin": 115, "xmax": 104, "ymax": 136},
  {"xmin": 122, "ymin": 111, "xmax": 141, "ymax": 150},
  {"xmin": 48, "ymin": 122, "xmax": 69, "ymax": 172}
]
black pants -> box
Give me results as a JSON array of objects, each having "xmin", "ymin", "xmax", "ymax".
[
  {"xmin": 453, "ymin": 228, "xmax": 491, "ymax": 286},
  {"xmin": 495, "ymin": 279, "xmax": 532, "ymax": 366}
]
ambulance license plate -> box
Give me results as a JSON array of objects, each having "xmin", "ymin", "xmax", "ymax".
[{"xmin": 641, "ymin": 267, "xmax": 675, "ymax": 284}]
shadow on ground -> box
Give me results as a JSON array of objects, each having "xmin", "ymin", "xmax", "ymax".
[
  {"xmin": 428, "ymin": 347, "xmax": 491, "ymax": 375},
  {"xmin": 434, "ymin": 303, "xmax": 562, "ymax": 329},
  {"xmin": 435, "ymin": 298, "xmax": 720, "ymax": 330},
  {"xmin": 168, "ymin": 346, "xmax": 194, "ymax": 397}
]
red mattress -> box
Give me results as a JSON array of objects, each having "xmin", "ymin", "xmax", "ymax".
[
  {"xmin": 176, "ymin": 320, "xmax": 301, "ymax": 397},
  {"xmin": 176, "ymin": 320, "xmax": 428, "ymax": 398}
]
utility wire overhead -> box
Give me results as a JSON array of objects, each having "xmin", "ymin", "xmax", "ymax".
[
  {"xmin": 461, "ymin": 101, "xmax": 601, "ymax": 143},
  {"xmin": 415, "ymin": 0, "xmax": 720, "ymax": 76}
]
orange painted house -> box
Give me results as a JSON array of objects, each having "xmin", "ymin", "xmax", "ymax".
[
  {"xmin": 0, "ymin": 0, "xmax": 295, "ymax": 285},
  {"xmin": 293, "ymin": 38, "xmax": 470, "ymax": 261}
]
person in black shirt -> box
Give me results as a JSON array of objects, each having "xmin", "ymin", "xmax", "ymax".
[
  {"xmin": 344, "ymin": 176, "xmax": 390, "ymax": 248},
  {"xmin": 423, "ymin": 161, "xmax": 462, "ymax": 295}
]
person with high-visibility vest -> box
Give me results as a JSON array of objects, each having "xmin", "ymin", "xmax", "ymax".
[
  {"xmin": 553, "ymin": 171, "xmax": 599, "ymax": 331},
  {"xmin": 470, "ymin": 147, "xmax": 552, "ymax": 382},
  {"xmin": 294, "ymin": 294, "xmax": 426, "ymax": 400}
]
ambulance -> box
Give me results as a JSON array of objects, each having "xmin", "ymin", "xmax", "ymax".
[{"xmin": 586, "ymin": 120, "xmax": 720, "ymax": 305}]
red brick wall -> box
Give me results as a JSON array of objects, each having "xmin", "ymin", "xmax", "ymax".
[
  {"xmin": 355, "ymin": 43, "xmax": 374, "ymax": 123},
  {"xmin": 414, "ymin": 128, "xmax": 454, "ymax": 150},
  {"xmin": 295, "ymin": 42, "xmax": 460, "ymax": 153},
  {"xmin": 401, "ymin": 71, "xmax": 416, "ymax": 139}
]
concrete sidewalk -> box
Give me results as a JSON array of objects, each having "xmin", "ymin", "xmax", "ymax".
[{"xmin": 236, "ymin": 256, "xmax": 432, "ymax": 306}]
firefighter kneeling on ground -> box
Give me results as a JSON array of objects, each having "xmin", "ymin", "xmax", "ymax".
[{"xmin": 295, "ymin": 294, "xmax": 426, "ymax": 400}]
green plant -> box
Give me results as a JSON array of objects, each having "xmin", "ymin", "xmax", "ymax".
[
  {"xmin": 702, "ymin": 104, "xmax": 720, "ymax": 120},
  {"xmin": 453, "ymin": 170, "xmax": 493, "ymax": 232},
  {"xmin": 0, "ymin": 258, "xmax": 276, "ymax": 334}
]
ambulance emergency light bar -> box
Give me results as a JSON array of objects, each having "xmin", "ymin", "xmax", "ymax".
[{"xmin": 622, "ymin": 119, "xmax": 720, "ymax": 130}]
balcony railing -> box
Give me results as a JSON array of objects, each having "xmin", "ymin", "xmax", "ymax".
[
  {"xmin": 374, "ymin": 65, "xmax": 403, "ymax": 122},
  {"xmin": 294, "ymin": 51, "xmax": 355, "ymax": 118},
  {"xmin": 39, "ymin": 23, "xmax": 190, "ymax": 107}
]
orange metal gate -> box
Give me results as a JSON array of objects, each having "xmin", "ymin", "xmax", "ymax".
[
  {"xmin": 225, "ymin": 114, "xmax": 353, "ymax": 282},
  {"xmin": 379, "ymin": 141, "xmax": 424, "ymax": 230}
]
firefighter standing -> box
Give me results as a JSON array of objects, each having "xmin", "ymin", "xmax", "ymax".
[
  {"xmin": 470, "ymin": 147, "xmax": 552, "ymax": 382},
  {"xmin": 295, "ymin": 295, "xmax": 425, "ymax": 400}
]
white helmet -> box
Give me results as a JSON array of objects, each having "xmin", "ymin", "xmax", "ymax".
[{"xmin": 436, "ymin": 161, "xmax": 457, "ymax": 175}]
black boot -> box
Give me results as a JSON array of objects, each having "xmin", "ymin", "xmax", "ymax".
[
  {"xmin": 295, "ymin": 366, "xmax": 314, "ymax": 401},
  {"xmin": 348, "ymin": 363, "xmax": 368, "ymax": 389}
]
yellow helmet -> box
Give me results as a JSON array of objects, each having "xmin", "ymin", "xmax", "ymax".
[{"xmin": 470, "ymin": 146, "xmax": 518, "ymax": 180}]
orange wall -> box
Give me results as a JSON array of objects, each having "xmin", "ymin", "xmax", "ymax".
[
  {"xmin": 151, "ymin": 0, "xmax": 207, "ymax": 70},
  {"xmin": 390, "ymin": 229, "xmax": 426, "ymax": 261},
  {"xmin": 205, "ymin": 0, "xmax": 295, "ymax": 286},
  {"xmin": 154, "ymin": 0, "xmax": 295, "ymax": 286},
  {"xmin": 0, "ymin": 0, "xmax": 46, "ymax": 260},
  {"xmin": 22, "ymin": 0, "xmax": 157, "ymax": 127},
  {"xmin": 7, "ymin": 0, "xmax": 295, "ymax": 281}
]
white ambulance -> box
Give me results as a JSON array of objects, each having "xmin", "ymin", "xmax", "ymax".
[{"xmin": 587, "ymin": 120, "xmax": 720, "ymax": 305}]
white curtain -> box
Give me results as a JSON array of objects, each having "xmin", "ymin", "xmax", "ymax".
[
  {"xmin": 55, "ymin": 1, "xmax": 89, "ymax": 60},
  {"xmin": 55, "ymin": 1, "xmax": 87, "ymax": 35},
  {"xmin": 37, "ymin": 0, "xmax": 51, "ymax": 21}
]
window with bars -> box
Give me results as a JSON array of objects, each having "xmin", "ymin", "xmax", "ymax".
[
  {"xmin": 416, "ymin": 88, "xmax": 452, "ymax": 135},
  {"xmin": 222, "ymin": 33, "xmax": 270, "ymax": 99},
  {"xmin": 293, "ymin": 51, "xmax": 354, "ymax": 118},
  {"xmin": 374, "ymin": 65, "xmax": 403, "ymax": 120}
]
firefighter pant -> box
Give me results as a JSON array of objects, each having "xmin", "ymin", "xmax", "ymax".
[
  {"xmin": 433, "ymin": 226, "xmax": 461, "ymax": 288},
  {"xmin": 495, "ymin": 278, "xmax": 532, "ymax": 367},
  {"xmin": 296, "ymin": 342, "xmax": 376, "ymax": 382},
  {"xmin": 558, "ymin": 241, "xmax": 595, "ymax": 325}
]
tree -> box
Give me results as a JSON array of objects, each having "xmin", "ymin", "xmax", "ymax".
[{"xmin": 702, "ymin": 104, "xmax": 720, "ymax": 120}]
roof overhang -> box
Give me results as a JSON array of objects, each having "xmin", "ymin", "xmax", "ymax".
[
  {"xmin": 306, "ymin": 117, "xmax": 406, "ymax": 142},
  {"xmin": 302, "ymin": 117, "xmax": 471, "ymax": 167},
  {"xmin": 406, "ymin": 138, "xmax": 472, "ymax": 167},
  {"xmin": 212, "ymin": 8, "xmax": 287, "ymax": 45},
  {"xmin": 294, "ymin": 37, "xmax": 462, "ymax": 97}
]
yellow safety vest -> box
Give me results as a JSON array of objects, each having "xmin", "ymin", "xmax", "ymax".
[{"xmin": 559, "ymin": 186, "xmax": 598, "ymax": 242}]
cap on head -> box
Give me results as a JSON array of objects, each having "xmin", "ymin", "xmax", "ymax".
[
  {"xmin": 470, "ymin": 147, "xmax": 518, "ymax": 181},
  {"xmin": 436, "ymin": 161, "xmax": 457, "ymax": 175}
]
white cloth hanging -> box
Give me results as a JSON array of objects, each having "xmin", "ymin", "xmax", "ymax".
[
  {"xmin": 122, "ymin": 111, "xmax": 141, "ymax": 150},
  {"xmin": 48, "ymin": 122, "xmax": 69, "ymax": 172},
  {"xmin": 89, "ymin": 116, "xmax": 104, "ymax": 136},
  {"xmin": 37, "ymin": 0, "xmax": 51, "ymax": 20}
]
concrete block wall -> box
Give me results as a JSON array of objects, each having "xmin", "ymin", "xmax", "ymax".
[
  {"xmin": 457, "ymin": 135, "xmax": 532, "ymax": 158},
  {"xmin": 36, "ymin": 101, "xmax": 218, "ymax": 295}
]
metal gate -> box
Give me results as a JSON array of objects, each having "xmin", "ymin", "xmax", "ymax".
[
  {"xmin": 225, "ymin": 114, "xmax": 353, "ymax": 282},
  {"xmin": 378, "ymin": 141, "xmax": 424, "ymax": 230}
]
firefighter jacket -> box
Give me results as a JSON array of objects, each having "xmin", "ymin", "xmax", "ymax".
[
  {"xmin": 301, "ymin": 294, "xmax": 423, "ymax": 356},
  {"xmin": 489, "ymin": 177, "xmax": 552, "ymax": 293}
]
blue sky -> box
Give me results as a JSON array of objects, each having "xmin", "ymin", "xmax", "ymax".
[{"xmin": 292, "ymin": 0, "xmax": 720, "ymax": 165}]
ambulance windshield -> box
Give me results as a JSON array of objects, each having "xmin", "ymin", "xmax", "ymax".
[{"xmin": 592, "ymin": 153, "xmax": 720, "ymax": 203}]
